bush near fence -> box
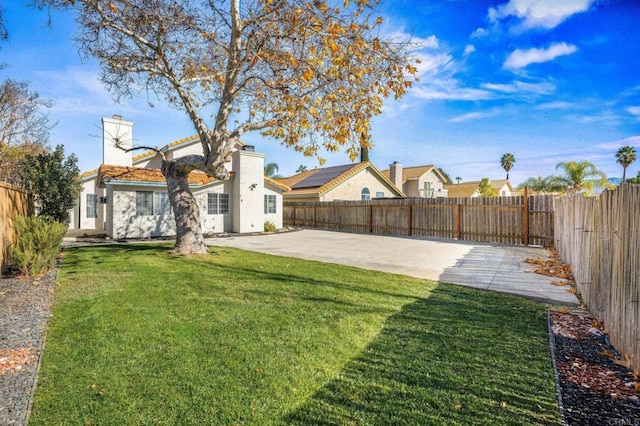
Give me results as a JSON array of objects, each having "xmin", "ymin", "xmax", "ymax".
[
  {"xmin": 284, "ymin": 194, "xmax": 555, "ymax": 247},
  {"xmin": 555, "ymin": 183, "xmax": 640, "ymax": 371},
  {"xmin": 0, "ymin": 181, "xmax": 34, "ymax": 273}
]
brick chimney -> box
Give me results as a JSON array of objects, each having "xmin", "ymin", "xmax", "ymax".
[{"xmin": 389, "ymin": 161, "xmax": 403, "ymax": 190}]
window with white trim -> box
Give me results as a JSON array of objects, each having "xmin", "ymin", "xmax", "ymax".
[
  {"xmin": 154, "ymin": 192, "xmax": 171, "ymax": 216},
  {"xmin": 361, "ymin": 187, "xmax": 370, "ymax": 201},
  {"xmin": 375, "ymin": 191, "xmax": 385, "ymax": 198},
  {"xmin": 136, "ymin": 191, "xmax": 154, "ymax": 215},
  {"xmin": 207, "ymin": 193, "xmax": 230, "ymax": 215},
  {"xmin": 86, "ymin": 194, "xmax": 98, "ymax": 218},
  {"xmin": 264, "ymin": 194, "xmax": 276, "ymax": 214}
]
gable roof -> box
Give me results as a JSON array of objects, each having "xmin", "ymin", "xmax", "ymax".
[
  {"xmin": 278, "ymin": 162, "xmax": 405, "ymax": 198},
  {"xmin": 380, "ymin": 164, "xmax": 447, "ymax": 184},
  {"xmin": 264, "ymin": 176, "xmax": 291, "ymax": 192},
  {"xmin": 97, "ymin": 164, "xmax": 219, "ymax": 188},
  {"xmin": 132, "ymin": 135, "xmax": 246, "ymax": 164},
  {"xmin": 444, "ymin": 179, "xmax": 514, "ymax": 198}
]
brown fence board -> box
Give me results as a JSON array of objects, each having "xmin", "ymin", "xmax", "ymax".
[
  {"xmin": 0, "ymin": 181, "xmax": 34, "ymax": 272},
  {"xmin": 284, "ymin": 194, "xmax": 554, "ymax": 247}
]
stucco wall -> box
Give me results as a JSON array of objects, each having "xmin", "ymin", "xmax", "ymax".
[
  {"xmin": 232, "ymin": 150, "xmax": 265, "ymax": 233},
  {"xmin": 264, "ymin": 184, "xmax": 283, "ymax": 229},
  {"xmin": 404, "ymin": 169, "xmax": 445, "ymax": 198},
  {"xmin": 74, "ymin": 176, "xmax": 106, "ymax": 230},
  {"xmin": 194, "ymin": 180, "xmax": 235, "ymax": 234},
  {"xmin": 322, "ymin": 168, "xmax": 397, "ymax": 201},
  {"xmin": 108, "ymin": 181, "xmax": 234, "ymax": 239}
]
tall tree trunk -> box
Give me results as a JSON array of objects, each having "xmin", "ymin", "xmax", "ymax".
[{"xmin": 162, "ymin": 160, "xmax": 208, "ymax": 255}]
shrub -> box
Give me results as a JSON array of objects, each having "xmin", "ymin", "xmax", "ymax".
[
  {"xmin": 9, "ymin": 215, "xmax": 67, "ymax": 276},
  {"xmin": 264, "ymin": 221, "xmax": 277, "ymax": 233}
]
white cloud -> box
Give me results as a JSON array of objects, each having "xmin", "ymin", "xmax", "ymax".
[
  {"xmin": 448, "ymin": 110, "xmax": 499, "ymax": 123},
  {"xmin": 471, "ymin": 27, "xmax": 489, "ymax": 38},
  {"xmin": 388, "ymin": 31, "xmax": 439, "ymax": 49},
  {"xmin": 489, "ymin": 0, "xmax": 596, "ymax": 31},
  {"xmin": 503, "ymin": 42, "xmax": 578, "ymax": 70},
  {"xmin": 536, "ymin": 101, "xmax": 575, "ymax": 110},
  {"xmin": 482, "ymin": 80, "xmax": 555, "ymax": 95},
  {"xmin": 627, "ymin": 106, "xmax": 640, "ymax": 119},
  {"xmin": 463, "ymin": 44, "xmax": 476, "ymax": 56},
  {"xmin": 597, "ymin": 135, "xmax": 640, "ymax": 150},
  {"xmin": 413, "ymin": 85, "xmax": 492, "ymax": 101}
]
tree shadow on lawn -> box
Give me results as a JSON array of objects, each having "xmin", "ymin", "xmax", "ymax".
[{"xmin": 284, "ymin": 284, "xmax": 559, "ymax": 426}]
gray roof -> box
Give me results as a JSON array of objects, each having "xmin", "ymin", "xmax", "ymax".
[{"xmin": 291, "ymin": 164, "xmax": 357, "ymax": 189}]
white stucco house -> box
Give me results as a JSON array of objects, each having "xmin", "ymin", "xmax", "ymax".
[
  {"xmin": 381, "ymin": 162, "xmax": 449, "ymax": 198},
  {"xmin": 70, "ymin": 115, "xmax": 289, "ymax": 239}
]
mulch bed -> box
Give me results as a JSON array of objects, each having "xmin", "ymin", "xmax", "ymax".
[
  {"xmin": 1, "ymin": 265, "xmax": 638, "ymax": 425},
  {"xmin": 550, "ymin": 309, "xmax": 640, "ymax": 425}
]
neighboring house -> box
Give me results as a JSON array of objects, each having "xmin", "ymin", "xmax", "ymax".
[
  {"xmin": 69, "ymin": 115, "xmax": 289, "ymax": 239},
  {"xmin": 444, "ymin": 179, "xmax": 515, "ymax": 198},
  {"xmin": 381, "ymin": 162, "xmax": 448, "ymax": 198},
  {"xmin": 277, "ymin": 162, "xmax": 405, "ymax": 202}
]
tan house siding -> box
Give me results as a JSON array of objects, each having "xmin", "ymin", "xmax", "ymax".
[{"xmin": 322, "ymin": 168, "xmax": 397, "ymax": 201}]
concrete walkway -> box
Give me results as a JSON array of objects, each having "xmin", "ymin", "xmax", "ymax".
[{"xmin": 206, "ymin": 229, "xmax": 579, "ymax": 305}]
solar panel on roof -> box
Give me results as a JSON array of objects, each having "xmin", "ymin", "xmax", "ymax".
[{"xmin": 291, "ymin": 164, "xmax": 357, "ymax": 189}]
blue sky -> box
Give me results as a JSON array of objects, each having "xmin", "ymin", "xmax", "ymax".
[{"xmin": 2, "ymin": 0, "xmax": 640, "ymax": 185}]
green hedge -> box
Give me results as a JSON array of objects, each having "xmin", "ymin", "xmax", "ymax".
[{"xmin": 9, "ymin": 215, "xmax": 67, "ymax": 276}]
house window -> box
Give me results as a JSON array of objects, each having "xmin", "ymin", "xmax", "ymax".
[
  {"xmin": 154, "ymin": 192, "xmax": 171, "ymax": 216},
  {"xmin": 136, "ymin": 191, "xmax": 154, "ymax": 216},
  {"xmin": 375, "ymin": 191, "xmax": 385, "ymax": 198},
  {"xmin": 264, "ymin": 194, "xmax": 277, "ymax": 214},
  {"xmin": 361, "ymin": 188, "xmax": 370, "ymax": 201},
  {"xmin": 86, "ymin": 194, "xmax": 98, "ymax": 218},
  {"xmin": 208, "ymin": 193, "xmax": 230, "ymax": 215}
]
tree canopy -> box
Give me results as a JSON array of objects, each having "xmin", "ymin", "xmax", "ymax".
[
  {"xmin": 518, "ymin": 175, "xmax": 563, "ymax": 195},
  {"xmin": 478, "ymin": 178, "xmax": 498, "ymax": 197},
  {"xmin": 0, "ymin": 79, "xmax": 54, "ymax": 184},
  {"xmin": 38, "ymin": 0, "xmax": 419, "ymax": 253},
  {"xmin": 550, "ymin": 160, "xmax": 611, "ymax": 195},
  {"xmin": 615, "ymin": 145, "xmax": 637, "ymax": 181},
  {"xmin": 500, "ymin": 153, "xmax": 515, "ymax": 180},
  {"xmin": 21, "ymin": 145, "xmax": 81, "ymax": 224}
]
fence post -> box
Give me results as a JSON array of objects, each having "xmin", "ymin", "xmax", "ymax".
[
  {"xmin": 314, "ymin": 205, "xmax": 317, "ymax": 228},
  {"xmin": 523, "ymin": 187, "xmax": 530, "ymax": 246},
  {"xmin": 369, "ymin": 204, "xmax": 373, "ymax": 233},
  {"xmin": 457, "ymin": 204, "xmax": 462, "ymax": 240},
  {"xmin": 407, "ymin": 204, "xmax": 413, "ymax": 236}
]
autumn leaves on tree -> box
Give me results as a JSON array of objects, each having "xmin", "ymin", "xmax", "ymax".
[{"xmin": 37, "ymin": 0, "xmax": 418, "ymax": 253}]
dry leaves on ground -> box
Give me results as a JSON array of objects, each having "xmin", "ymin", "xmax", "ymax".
[{"xmin": 0, "ymin": 348, "xmax": 38, "ymax": 375}]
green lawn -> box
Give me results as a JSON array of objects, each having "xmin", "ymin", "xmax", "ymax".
[{"xmin": 30, "ymin": 244, "xmax": 559, "ymax": 425}]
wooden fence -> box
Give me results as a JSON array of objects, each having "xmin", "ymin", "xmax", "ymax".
[
  {"xmin": 0, "ymin": 181, "xmax": 34, "ymax": 272},
  {"xmin": 284, "ymin": 193, "xmax": 555, "ymax": 246},
  {"xmin": 555, "ymin": 183, "xmax": 640, "ymax": 371}
]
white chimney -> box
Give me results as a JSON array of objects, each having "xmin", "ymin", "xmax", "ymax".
[
  {"xmin": 102, "ymin": 115, "xmax": 133, "ymax": 166},
  {"xmin": 390, "ymin": 161, "xmax": 403, "ymax": 190}
]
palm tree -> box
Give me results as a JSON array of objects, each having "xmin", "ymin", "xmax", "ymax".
[
  {"xmin": 518, "ymin": 175, "xmax": 563, "ymax": 194},
  {"xmin": 551, "ymin": 161, "xmax": 610, "ymax": 195},
  {"xmin": 500, "ymin": 153, "xmax": 515, "ymax": 180},
  {"xmin": 264, "ymin": 162, "xmax": 280, "ymax": 178},
  {"xmin": 615, "ymin": 146, "xmax": 637, "ymax": 181},
  {"xmin": 296, "ymin": 164, "xmax": 308, "ymax": 173},
  {"xmin": 455, "ymin": 176, "xmax": 462, "ymax": 184}
]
